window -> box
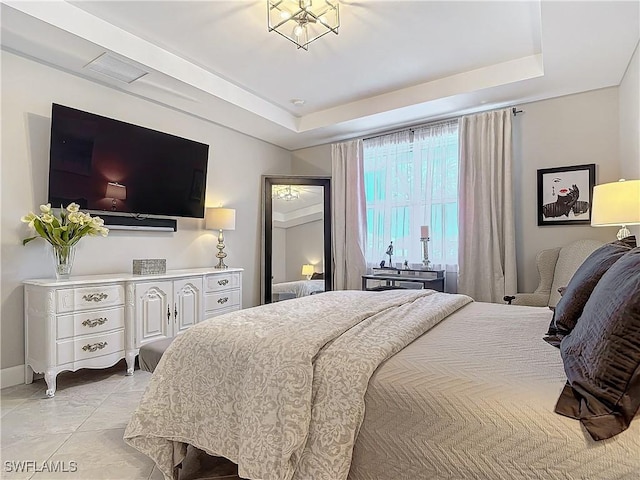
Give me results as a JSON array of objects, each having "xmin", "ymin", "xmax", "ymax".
[{"xmin": 363, "ymin": 121, "xmax": 459, "ymax": 268}]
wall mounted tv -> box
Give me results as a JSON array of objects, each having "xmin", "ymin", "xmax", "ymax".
[{"xmin": 48, "ymin": 103, "xmax": 209, "ymax": 219}]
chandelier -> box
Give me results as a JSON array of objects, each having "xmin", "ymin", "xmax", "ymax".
[
  {"xmin": 267, "ymin": 1, "xmax": 340, "ymax": 50},
  {"xmin": 272, "ymin": 185, "xmax": 301, "ymax": 201}
]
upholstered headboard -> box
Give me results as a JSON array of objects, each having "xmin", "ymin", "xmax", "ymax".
[{"xmin": 548, "ymin": 239, "xmax": 604, "ymax": 307}]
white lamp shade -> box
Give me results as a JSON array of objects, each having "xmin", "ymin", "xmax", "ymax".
[
  {"xmin": 591, "ymin": 179, "xmax": 640, "ymax": 227},
  {"xmin": 105, "ymin": 182, "xmax": 126, "ymax": 200},
  {"xmin": 206, "ymin": 208, "xmax": 236, "ymax": 231},
  {"xmin": 301, "ymin": 264, "xmax": 314, "ymax": 276}
]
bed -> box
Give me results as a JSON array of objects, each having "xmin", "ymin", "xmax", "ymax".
[
  {"xmin": 350, "ymin": 301, "xmax": 640, "ymax": 479},
  {"xmin": 125, "ymin": 288, "xmax": 640, "ymax": 480},
  {"xmin": 271, "ymin": 279, "xmax": 325, "ymax": 299}
]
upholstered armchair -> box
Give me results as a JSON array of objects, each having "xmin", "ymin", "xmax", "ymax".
[{"xmin": 506, "ymin": 239, "xmax": 604, "ymax": 308}]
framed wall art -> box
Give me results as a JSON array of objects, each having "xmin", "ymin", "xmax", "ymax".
[{"xmin": 537, "ymin": 164, "xmax": 596, "ymax": 226}]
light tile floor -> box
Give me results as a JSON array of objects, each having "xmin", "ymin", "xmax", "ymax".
[{"xmin": 0, "ymin": 361, "xmax": 240, "ymax": 480}]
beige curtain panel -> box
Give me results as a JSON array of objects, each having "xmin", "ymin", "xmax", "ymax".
[
  {"xmin": 458, "ymin": 108, "xmax": 517, "ymax": 303},
  {"xmin": 331, "ymin": 139, "xmax": 367, "ymax": 290}
]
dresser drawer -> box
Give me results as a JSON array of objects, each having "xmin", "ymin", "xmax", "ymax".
[
  {"xmin": 57, "ymin": 284, "xmax": 124, "ymax": 313},
  {"xmin": 56, "ymin": 329, "xmax": 124, "ymax": 365},
  {"xmin": 204, "ymin": 305, "xmax": 240, "ymax": 320},
  {"xmin": 205, "ymin": 273, "xmax": 240, "ymax": 293},
  {"xmin": 205, "ymin": 289, "xmax": 240, "ymax": 313},
  {"xmin": 56, "ymin": 307, "xmax": 125, "ymax": 340}
]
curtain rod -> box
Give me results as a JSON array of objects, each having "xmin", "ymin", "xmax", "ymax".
[
  {"xmin": 362, "ymin": 105, "xmax": 524, "ymax": 142},
  {"xmin": 362, "ymin": 117, "xmax": 458, "ymax": 142}
]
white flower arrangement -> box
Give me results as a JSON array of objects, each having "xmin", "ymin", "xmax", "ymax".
[{"xmin": 21, "ymin": 203, "xmax": 109, "ymax": 247}]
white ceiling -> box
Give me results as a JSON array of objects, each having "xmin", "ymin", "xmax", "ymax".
[{"xmin": 1, "ymin": 1, "xmax": 638, "ymax": 150}]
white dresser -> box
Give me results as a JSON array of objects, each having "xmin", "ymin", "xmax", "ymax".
[{"xmin": 24, "ymin": 267, "xmax": 243, "ymax": 397}]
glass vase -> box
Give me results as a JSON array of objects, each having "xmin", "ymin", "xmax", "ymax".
[{"xmin": 51, "ymin": 244, "xmax": 76, "ymax": 280}]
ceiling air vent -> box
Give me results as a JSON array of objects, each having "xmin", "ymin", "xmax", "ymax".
[{"xmin": 83, "ymin": 53, "xmax": 148, "ymax": 84}]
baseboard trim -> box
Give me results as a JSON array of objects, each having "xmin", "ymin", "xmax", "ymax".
[{"xmin": 1, "ymin": 364, "xmax": 25, "ymax": 389}]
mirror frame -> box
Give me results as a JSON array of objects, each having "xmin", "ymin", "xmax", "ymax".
[{"xmin": 262, "ymin": 175, "xmax": 332, "ymax": 304}]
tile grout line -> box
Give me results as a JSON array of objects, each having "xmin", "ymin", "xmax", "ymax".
[
  {"xmin": 147, "ymin": 465, "xmax": 157, "ymax": 480},
  {"xmin": 36, "ymin": 375, "xmax": 126, "ymax": 472},
  {"xmin": 26, "ymin": 432, "xmax": 73, "ymax": 480},
  {"xmin": 73, "ymin": 387, "xmax": 118, "ymax": 431},
  {"xmin": 2, "ymin": 367, "xmax": 153, "ymax": 480}
]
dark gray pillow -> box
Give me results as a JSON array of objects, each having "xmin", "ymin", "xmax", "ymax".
[
  {"xmin": 554, "ymin": 247, "xmax": 640, "ymax": 440},
  {"xmin": 545, "ymin": 238, "xmax": 635, "ymax": 345}
]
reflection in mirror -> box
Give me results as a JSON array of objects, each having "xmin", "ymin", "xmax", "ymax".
[
  {"xmin": 262, "ymin": 176, "xmax": 331, "ymax": 304},
  {"xmin": 272, "ymin": 184, "xmax": 324, "ymax": 301}
]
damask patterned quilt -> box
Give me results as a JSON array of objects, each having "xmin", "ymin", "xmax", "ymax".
[{"xmin": 124, "ymin": 289, "xmax": 472, "ymax": 480}]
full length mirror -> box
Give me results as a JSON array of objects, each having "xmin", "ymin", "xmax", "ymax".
[{"xmin": 262, "ymin": 176, "xmax": 332, "ymax": 304}]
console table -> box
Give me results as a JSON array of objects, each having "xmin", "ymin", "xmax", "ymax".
[
  {"xmin": 362, "ymin": 268, "xmax": 445, "ymax": 292},
  {"xmin": 23, "ymin": 267, "xmax": 243, "ymax": 397}
]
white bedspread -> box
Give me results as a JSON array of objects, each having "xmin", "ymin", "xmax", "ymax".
[
  {"xmin": 124, "ymin": 290, "xmax": 472, "ymax": 480},
  {"xmin": 271, "ymin": 279, "xmax": 324, "ymax": 297},
  {"xmin": 349, "ymin": 302, "xmax": 640, "ymax": 479}
]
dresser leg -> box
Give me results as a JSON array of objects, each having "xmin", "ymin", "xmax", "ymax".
[
  {"xmin": 25, "ymin": 365, "xmax": 34, "ymax": 384},
  {"xmin": 125, "ymin": 351, "xmax": 135, "ymax": 376},
  {"xmin": 44, "ymin": 370, "xmax": 57, "ymax": 398}
]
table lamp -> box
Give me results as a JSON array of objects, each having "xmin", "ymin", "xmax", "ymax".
[
  {"xmin": 591, "ymin": 179, "xmax": 640, "ymax": 240},
  {"xmin": 302, "ymin": 264, "xmax": 314, "ymax": 280},
  {"xmin": 105, "ymin": 182, "xmax": 126, "ymax": 211},
  {"xmin": 205, "ymin": 207, "xmax": 236, "ymax": 269}
]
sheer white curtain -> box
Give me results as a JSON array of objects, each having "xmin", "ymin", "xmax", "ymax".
[
  {"xmin": 458, "ymin": 108, "xmax": 517, "ymax": 303},
  {"xmin": 413, "ymin": 122, "xmax": 460, "ymax": 270},
  {"xmin": 331, "ymin": 139, "xmax": 367, "ymax": 290},
  {"xmin": 363, "ymin": 130, "xmax": 411, "ymax": 264},
  {"xmin": 363, "ymin": 121, "xmax": 459, "ymax": 290}
]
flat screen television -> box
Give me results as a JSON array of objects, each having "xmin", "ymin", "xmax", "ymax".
[{"xmin": 48, "ymin": 103, "xmax": 209, "ymax": 219}]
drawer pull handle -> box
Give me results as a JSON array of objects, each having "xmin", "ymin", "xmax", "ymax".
[
  {"xmin": 82, "ymin": 317, "xmax": 108, "ymax": 328},
  {"xmin": 217, "ymin": 297, "xmax": 229, "ymax": 304},
  {"xmin": 218, "ymin": 279, "xmax": 229, "ymax": 286},
  {"xmin": 82, "ymin": 293, "xmax": 108, "ymax": 302},
  {"xmin": 82, "ymin": 341, "xmax": 108, "ymax": 352}
]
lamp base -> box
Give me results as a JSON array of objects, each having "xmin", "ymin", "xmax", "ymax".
[
  {"xmin": 617, "ymin": 225, "xmax": 631, "ymax": 240},
  {"xmin": 214, "ymin": 258, "xmax": 228, "ymax": 269},
  {"xmin": 214, "ymin": 229, "xmax": 229, "ymax": 269},
  {"xmin": 421, "ymin": 237, "xmax": 431, "ymax": 270}
]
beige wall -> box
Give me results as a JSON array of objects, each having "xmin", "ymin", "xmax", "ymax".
[
  {"xmin": 272, "ymin": 227, "xmax": 287, "ymax": 283},
  {"xmin": 514, "ymin": 88, "xmax": 621, "ymax": 292},
  {"xmin": 1, "ymin": 51, "xmax": 292, "ymax": 371},
  {"xmin": 284, "ymin": 220, "xmax": 325, "ymax": 281},
  {"xmin": 271, "ymin": 221, "xmax": 324, "ymax": 283},
  {"xmin": 618, "ymin": 42, "xmax": 640, "ymax": 238},
  {"xmin": 291, "ymin": 145, "xmax": 332, "ymax": 176}
]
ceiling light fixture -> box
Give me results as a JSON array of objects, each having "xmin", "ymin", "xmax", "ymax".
[
  {"xmin": 267, "ymin": 0, "xmax": 340, "ymax": 50},
  {"xmin": 273, "ymin": 185, "xmax": 300, "ymax": 201}
]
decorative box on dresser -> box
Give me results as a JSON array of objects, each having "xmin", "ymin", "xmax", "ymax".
[{"xmin": 24, "ymin": 267, "xmax": 243, "ymax": 397}]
